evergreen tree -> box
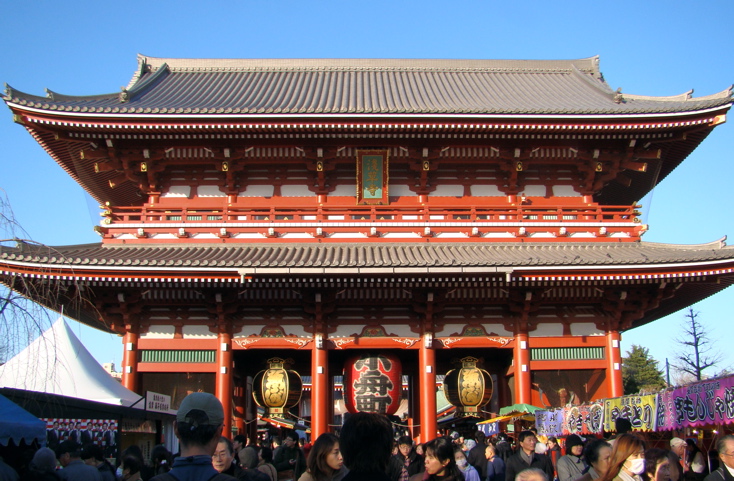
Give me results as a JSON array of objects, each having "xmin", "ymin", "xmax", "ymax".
[{"xmin": 622, "ymin": 345, "xmax": 666, "ymax": 394}]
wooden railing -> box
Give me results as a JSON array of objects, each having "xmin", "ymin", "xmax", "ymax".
[
  {"xmin": 97, "ymin": 202, "xmax": 644, "ymax": 242},
  {"xmin": 105, "ymin": 203, "xmax": 640, "ymax": 225}
]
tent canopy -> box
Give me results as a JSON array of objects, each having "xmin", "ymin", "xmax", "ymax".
[
  {"xmin": 0, "ymin": 393, "xmax": 45, "ymax": 446},
  {"xmin": 0, "ymin": 318, "xmax": 144, "ymax": 407},
  {"xmin": 499, "ymin": 403, "xmax": 542, "ymax": 416}
]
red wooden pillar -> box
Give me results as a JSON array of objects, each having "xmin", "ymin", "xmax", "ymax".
[
  {"xmin": 311, "ymin": 335, "xmax": 329, "ymax": 437},
  {"xmin": 216, "ymin": 331, "xmax": 233, "ymax": 437},
  {"xmin": 514, "ymin": 331, "xmax": 531, "ymax": 404},
  {"xmin": 606, "ymin": 330, "xmax": 623, "ymax": 397},
  {"xmin": 419, "ymin": 333, "xmax": 437, "ymax": 443},
  {"xmin": 122, "ymin": 328, "xmax": 139, "ymax": 392}
]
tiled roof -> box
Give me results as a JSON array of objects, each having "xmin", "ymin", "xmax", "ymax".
[
  {"xmin": 4, "ymin": 55, "xmax": 732, "ymax": 117},
  {"xmin": 3, "ymin": 239, "xmax": 734, "ymax": 271}
]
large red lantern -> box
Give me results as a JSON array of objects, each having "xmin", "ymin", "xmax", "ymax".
[
  {"xmin": 253, "ymin": 358, "xmax": 302, "ymax": 417},
  {"xmin": 443, "ymin": 356, "xmax": 493, "ymax": 417},
  {"xmin": 344, "ymin": 352, "xmax": 402, "ymax": 415}
]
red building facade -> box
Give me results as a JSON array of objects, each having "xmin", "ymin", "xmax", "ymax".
[{"xmin": 3, "ymin": 56, "xmax": 734, "ymax": 441}]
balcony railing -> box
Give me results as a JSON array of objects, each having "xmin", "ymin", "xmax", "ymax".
[{"xmin": 98, "ymin": 203, "xmax": 644, "ymax": 242}]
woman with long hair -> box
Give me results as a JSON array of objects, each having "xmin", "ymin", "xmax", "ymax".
[
  {"xmin": 422, "ymin": 437, "xmax": 464, "ymax": 481},
  {"xmin": 599, "ymin": 433, "xmax": 647, "ymax": 481},
  {"xmin": 297, "ymin": 433, "xmax": 348, "ymax": 481}
]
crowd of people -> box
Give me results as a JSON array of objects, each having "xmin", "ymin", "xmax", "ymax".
[{"xmin": 1, "ymin": 393, "xmax": 733, "ymax": 481}]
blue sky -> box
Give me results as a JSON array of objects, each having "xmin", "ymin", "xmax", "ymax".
[{"xmin": 1, "ymin": 0, "xmax": 733, "ymax": 379}]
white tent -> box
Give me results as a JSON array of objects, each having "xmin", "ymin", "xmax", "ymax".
[{"xmin": 0, "ymin": 317, "xmax": 144, "ymax": 407}]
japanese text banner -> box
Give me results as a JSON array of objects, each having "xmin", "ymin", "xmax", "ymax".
[
  {"xmin": 535, "ymin": 408, "xmax": 565, "ymax": 437},
  {"xmin": 657, "ymin": 377, "xmax": 734, "ymax": 430},
  {"xmin": 603, "ymin": 394, "xmax": 657, "ymax": 432},
  {"xmin": 563, "ymin": 403, "xmax": 604, "ymax": 435}
]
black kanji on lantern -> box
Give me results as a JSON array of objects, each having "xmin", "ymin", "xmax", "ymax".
[{"xmin": 353, "ymin": 354, "xmax": 395, "ymax": 413}]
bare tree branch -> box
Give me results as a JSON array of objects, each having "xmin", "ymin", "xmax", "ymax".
[{"xmin": 672, "ymin": 308, "xmax": 724, "ymax": 381}]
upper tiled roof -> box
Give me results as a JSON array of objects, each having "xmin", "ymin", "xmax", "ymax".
[
  {"xmin": 3, "ymin": 239, "xmax": 733, "ymax": 272},
  {"xmin": 4, "ymin": 55, "xmax": 732, "ymax": 117}
]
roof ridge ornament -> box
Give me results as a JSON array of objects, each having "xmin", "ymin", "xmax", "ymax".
[
  {"xmin": 119, "ymin": 87, "xmax": 130, "ymax": 103},
  {"xmin": 614, "ymin": 87, "xmax": 624, "ymax": 104}
]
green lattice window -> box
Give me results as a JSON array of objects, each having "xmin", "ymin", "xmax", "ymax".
[
  {"xmin": 140, "ymin": 350, "xmax": 215, "ymax": 363},
  {"xmin": 531, "ymin": 347, "xmax": 605, "ymax": 361}
]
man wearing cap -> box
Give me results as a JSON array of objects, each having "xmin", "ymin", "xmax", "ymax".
[
  {"xmin": 150, "ymin": 392, "xmax": 235, "ymax": 481},
  {"xmin": 672, "ymin": 438, "xmax": 688, "ymax": 473}
]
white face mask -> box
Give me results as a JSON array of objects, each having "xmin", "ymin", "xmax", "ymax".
[
  {"xmin": 626, "ymin": 458, "xmax": 646, "ymax": 475},
  {"xmin": 456, "ymin": 459, "xmax": 468, "ymax": 469}
]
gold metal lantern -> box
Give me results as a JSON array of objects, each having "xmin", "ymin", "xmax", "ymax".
[
  {"xmin": 443, "ymin": 356, "xmax": 493, "ymax": 417},
  {"xmin": 252, "ymin": 358, "xmax": 302, "ymax": 417}
]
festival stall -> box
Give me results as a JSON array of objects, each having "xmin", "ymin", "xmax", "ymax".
[{"xmin": 534, "ymin": 374, "xmax": 734, "ymax": 456}]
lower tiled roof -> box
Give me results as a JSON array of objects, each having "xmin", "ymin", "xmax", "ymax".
[{"xmin": 2, "ymin": 239, "xmax": 733, "ymax": 271}]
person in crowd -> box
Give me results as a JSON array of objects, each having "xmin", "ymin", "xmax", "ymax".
[
  {"xmin": 485, "ymin": 444, "xmax": 506, "ymax": 481},
  {"xmin": 391, "ymin": 436, "xmax": 422, "ymax": 479},
  {"xmin": 672, "ymin": 439, "xmax": 688, "ymax": 473},
  {"xmin": 644, "ymin": 448, "xmax": 672, "ymax": 481},
  {"xmin": 576, "ymin": 439, "xmax": 613, "ymax": 481},
  {"xmin": 151, "ymin": 444, "xmax": 173, "ymax": 476},
  {"xmin": 415, "ymin": 437, "xmax": 463, "ymax": 481},
  {"xmin": 46, "ymin": 422, "xmax": 61, "ymax": 452},
  {"xmin": 515, "ymin": 468, "xmax": 548, "ymax": 481},
  {"xmin": 467, "ymin": 432, "xmax": 487, "ymax": 480},
  {"xmin": 667, "ymin": 451, "xmax": 684, "ymax": 481},
  {"xmin": 239, "ymin": 445, "xmax": 260, "ymax": 476},
  {"xmin": 213, "ymin": 437, "xmax": 242, "ymax": 477},
  {"xmin": 274, "ymin": 432, "xmax": 306, "ymax": 481},
  {"xmin": 233, "ymin": 435, "xmax": 248, "ymax": 466},
  {"xmin": 149, "ymin": 392, "xmax": 230, "ymax": 481},
  {"xmin": 55, "ymin": 441, "xmax": 102, "ymax": 481},
  {"xmin": 297, "ymin": 433, "xmax": 347, "ymax": 481},
  {"xmin": 608, "ymin": 420, "xmax": 632, "ymax": 447},
  {"xmin": 272, "ymin": 437, "xmax": 283, "ymax": 461},
  {"xmin": 340, "ymin": 413, "xmax": 393, "ymax": 481},
  {"xmin": 546, "ymin": 438, "xmax": 562, "ymax": 471},
  {"xmin": 599, "ymin": 433, "xmax": 646, "ymax": 481},
  {"xmin": 24, "ymin": 447, "xmax": 60, "ymax": 481},
  {"xmin": 504, "ymin": 431, "xmax": 554, "ymax": 481},
  {"xmin": 120, "ymin": 455, "xmax": 143, "ymax": 481},
  {"xmin": 495, "ymin": 434, "xmax": 514, "ymax": 464},
  {"xmin": 454, "ymin": 446, "xmax": 480, "ymax": 481},
  {"xmin": 685, "ymin": 439, "xmax": 707, "ymax": 481},
  {"xmin": 237, "ymin": 444, "xmax": 270, "ymax": 481},
  {"xmin": 557, "ymin": 435, "xmax": 588, "ymax": 481},
  {"xmin": 704, "ymin": 435, "xmax": 734, "ymax": 481},
  {"xmin": 257, "ymin": 447, "xmax": 278, "ymax": 481},
  {"xmin": 120, "ymin": 445, "xmax": 152, "ymax": 481},
  {"xmin": 81, "ymin": 443, "xmax": 116, "ymax": 481}
]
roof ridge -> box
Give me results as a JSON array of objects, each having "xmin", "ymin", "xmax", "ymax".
[{"xmin": 138, "ymin": 55, "xmax": 602, "ymax": 74}]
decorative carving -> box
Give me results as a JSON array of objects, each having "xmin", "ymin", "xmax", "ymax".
[
  {"xmin": 233, "ymin": 338, "xmax": 259, "ymax": 349},
  {"xmin": 332, "ymin": 338, "xmax": 356, "ymax": 350},
  {"xmin": 391, "ymin": 338, "xmax": 418, "ymax": 348}
]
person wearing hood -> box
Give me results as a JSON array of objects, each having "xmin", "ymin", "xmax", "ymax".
[{"xmin": 557, "ymin": 435, "xmax": 588, "ymax": 481}]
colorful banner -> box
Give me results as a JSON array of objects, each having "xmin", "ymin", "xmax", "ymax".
[
  {"xmin": 535, "ymin": 408, "xmax": 565, "ymax": 437},
  {"xmin": 477, "ymin": 421, "xmax": 500, "ymax": 436},
  {"xmin": 657, "ymin": 377, "xmax": 734, "ymax": 430},
  {"xmin": 356, "ymin": 150, "xmax": 389, "ymax": 205},
  {"xmin": 603, "ymin": 394, "xmax": 657, "ymax": 432},
  {"xmin": 563, "ymin": 403, "xmax": 604, "ymax": 435}
]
